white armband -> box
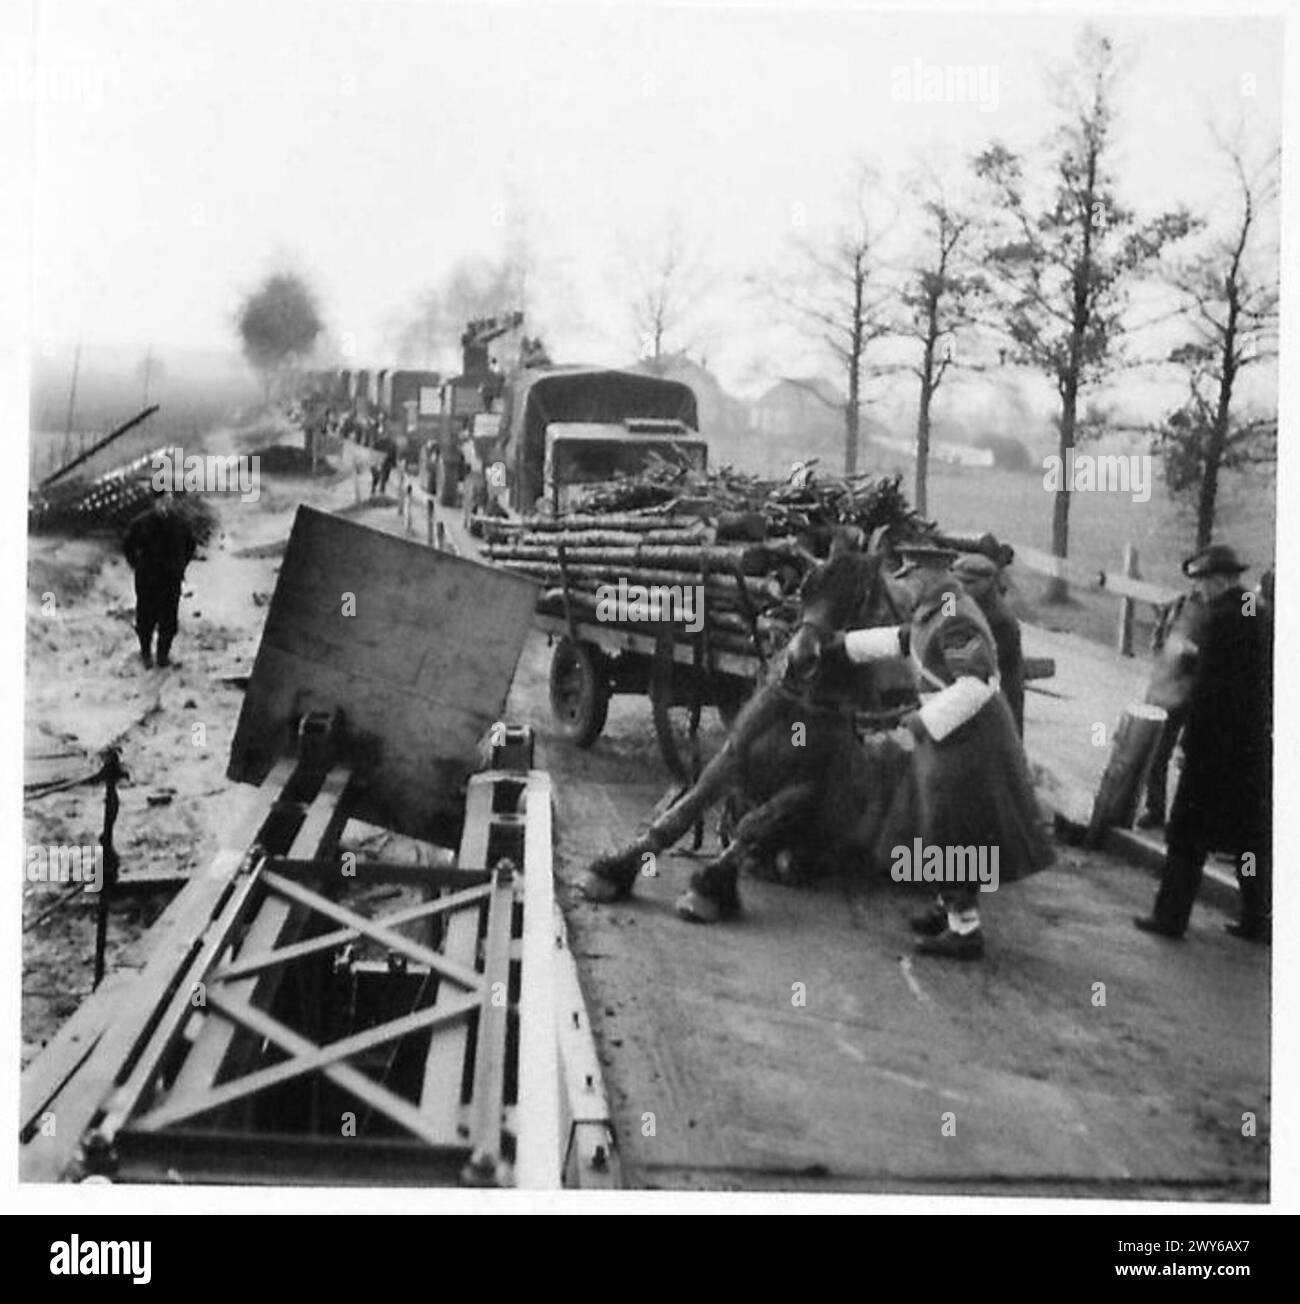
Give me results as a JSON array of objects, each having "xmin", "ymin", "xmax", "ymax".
[
  {"xmin": 843, "ymin": 626, "xmax": 904, "ymax": 663},
  {"xmin": 916, "ymin": 676, "xmax": 997, "ymax": 741}
]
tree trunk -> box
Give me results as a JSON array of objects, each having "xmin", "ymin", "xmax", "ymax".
[
  {"xmin": 844, "ymin": 396, "xmax": 859, "ymax": 476},
  {"xmin": 1047, "ymin": 380, "xmax": 1077, "ymax": 604},
  {"xmin": 915, "ymin": 343, "xmax": 935, "ymax": 517},
  {"xmin": 1197, "ymin": 298, "xmax": 1239, "ymax": 549}
]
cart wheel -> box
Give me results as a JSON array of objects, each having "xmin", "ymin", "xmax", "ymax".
[
  {"xmin": 549, "ymin": 638, "xmax": 610, "ymax": 747},
  {"xmin": 653, "ymin": 630, "xmax": 714, "ymax": 788},
  {"xmin": 715, "ymin": 678, "xmax": 752, "ymax": 730}
]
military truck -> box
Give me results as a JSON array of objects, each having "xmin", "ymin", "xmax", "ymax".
[{"xmin": 463, "ymin": 365, "xmax": 706, "ymax": 532}]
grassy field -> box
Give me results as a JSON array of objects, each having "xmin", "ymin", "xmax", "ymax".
[{"xmin": 873, "ymin": 450, "xmax": 1276, "ymax": 648}]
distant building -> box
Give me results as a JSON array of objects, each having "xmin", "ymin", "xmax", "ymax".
[{"xmin": 748, "ymin": 377, "xmax": 845, "ymax": 441}]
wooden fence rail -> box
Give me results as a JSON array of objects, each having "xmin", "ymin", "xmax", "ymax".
[{"xmin": 1012, "ymin": 543, "xmax": 1181, "ymax": 657}]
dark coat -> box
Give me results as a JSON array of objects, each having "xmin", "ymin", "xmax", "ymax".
[
  {"xmin": 876, "ymin": 588, "xmax": 1055, "ymax": 882},
  {"xmin": 979, "ymin": 590, "xmax": 1024, "ymax": 735},
  {"xmin": 1167, "ymin": 586, "xmax": 1272, "ymax": 853},
  {"xmin": 123, "ymin": 505, "xmax": 197, "ymax": 583}
]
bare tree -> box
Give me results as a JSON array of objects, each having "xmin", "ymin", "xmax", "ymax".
[
  {"xmin": 625, "ymin": 223, "xmax": 712, "ymax": 372},
  {"xmin": 973, "ymin": 28, "xmax": 1195, "ymax": 598},
  {"xmin": 1156, "ymin": 136, "xmax": 1279, "ymax": 548},
  {"xmin": 896, "ymin": 169, "xmax": 988, "ymax": 514},
  {"xmin": 769, "ymin": 166, "xmax": 895, "ymax": 474},
  {"xmin": 236, "ymin": 270, "xmax": 324, "ymax": 403}
]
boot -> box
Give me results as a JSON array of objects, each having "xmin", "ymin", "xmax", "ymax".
[
  {"xmin": 915, "ymin": 927, "xmax": 984, "ymax": 960},
  {"xmin": 910, "ymin": 901, "xmax": 948, "ymax": 936},
  {"xmin": 138, "ymin": 637, "xmax": 153, "ymax": 669}
]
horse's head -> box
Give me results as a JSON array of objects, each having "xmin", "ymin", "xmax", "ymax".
[{"xmin": 784, "ymin": 527, "xmax": 898, "ymax": 685}]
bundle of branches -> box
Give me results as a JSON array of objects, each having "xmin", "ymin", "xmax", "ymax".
[
  {"xmin": 29, "ymin": 446, "xmax": 218, "ymax": 542},
  {"xmin": 552, "ymin": 460, "xmax": 933, "ymax": 550}
]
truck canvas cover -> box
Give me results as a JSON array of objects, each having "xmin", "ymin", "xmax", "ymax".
[{"xmin": 498, "ymin": 367, "xmax": 699, "ymax": 511}]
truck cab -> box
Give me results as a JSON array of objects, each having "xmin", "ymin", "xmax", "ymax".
[{"xmin": 465, "ymin": 366, "xmax": 703, "ymax": 528}]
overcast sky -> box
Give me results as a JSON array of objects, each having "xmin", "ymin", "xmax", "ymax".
[{"xmin": 21, "ymin": 2, "xmax": 1284, "ymax": 393}]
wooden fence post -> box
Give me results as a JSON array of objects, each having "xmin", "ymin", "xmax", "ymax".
[{"xmin": 1116, "ymin": 542, "xmax": 1138, "ymax": 657}]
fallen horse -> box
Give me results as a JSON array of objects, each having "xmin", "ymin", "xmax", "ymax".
[
  {"xmin": 581, "ymin": 534, "xmax": 1055, "ymax": 924},
  {"xmin": 581, "ymin": 537, "xmax": 922, "ymax": 921}
]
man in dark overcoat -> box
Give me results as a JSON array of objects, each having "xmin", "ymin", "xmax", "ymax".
[
  {"xmin": 1135, "ymin": 544, "xmax": 1272, "ymax": 942},
  {"xmin": 122, "ymin": 491, "xmax": 198, "ymax": 668}
]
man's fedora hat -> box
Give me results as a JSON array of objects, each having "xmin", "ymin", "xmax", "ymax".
[{"xmin": 1182, "ymin": 544, "xmax": 1248, "ymax": 578}]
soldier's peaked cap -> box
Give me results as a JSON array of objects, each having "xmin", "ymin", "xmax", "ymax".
[
  {"xmin": 894, "ymin": 542, "xmax": 959, "ymax": 567},
  {"xmin": 951, "ymin": 552, "xmax": 999, "ymax": 580},
  {"xmin": 1182, "ymin": 544, "xmax": 1248, "ymax": 578}
]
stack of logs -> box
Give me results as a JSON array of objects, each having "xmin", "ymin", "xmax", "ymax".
[
  {"xmin": 29, "ymin": 446, "xmax": 217, "ymax": 541},
  {"xmin": 486, "ymin": 513, "xmax": 807, "ymax": 657},
  {"xmin": 483, "ymin": 469, "xmax": 937, "ymax": 659}
]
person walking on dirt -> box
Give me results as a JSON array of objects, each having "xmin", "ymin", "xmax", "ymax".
[
  {"xmin": 951, "ymin": 551, "xmax": 1025, "ymax": 737},
  {"xmin": 122, "ymin": 491, "xmax": 197, "ymax": 669},
  {"xmin": 1134, "ymin": 544, "xmax": 1272, "ymax": 942}
]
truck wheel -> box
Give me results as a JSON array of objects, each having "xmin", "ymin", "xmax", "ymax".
[{"xmin": 549, "ymin": 638, "xmax": 610, "ymax": 747}]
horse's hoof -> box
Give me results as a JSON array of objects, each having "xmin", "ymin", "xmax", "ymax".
[
  {"xmin": 675, "ymin": 888, "xmax": 740, "ymax": 924},
  {"xmin": 579, "ymin": 870, "xmax": 635, "ymax": 904},
  {"xmin": 675, "ymin": 889, "xmax": 720, "ymax": 923}
]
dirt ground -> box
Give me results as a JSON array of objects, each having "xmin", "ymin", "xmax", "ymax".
[{"xmin": 21, "ymin": 427, "xmax": 371, "ymax": 1065}]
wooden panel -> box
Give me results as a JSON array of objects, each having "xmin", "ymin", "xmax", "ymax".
[
  {"xmin": 418, "ymin": 774, "xmax": 497, "ymax": 1141},
  {"xmin": 513, "ymin": 773, "xmax": 561, "ymax": 1189},
  {"xmin": 228, "ymin": 507, "xmax": 538, "ymax": 836}
]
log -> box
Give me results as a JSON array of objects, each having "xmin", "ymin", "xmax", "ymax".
[
  {"xmin": 485, "ymin": 541, "xmax": 793, "ymax": 573},
  {"xmin": 495, "ymin": 561, "xmax": 783, "ymax": 603},
  {"xmin": 515, "ymin": 526, "xmax": 709, "ymax": 549},
  {"xmin": 1085, "ymin": 705, "xmax": 1168, "ymax": 847}
]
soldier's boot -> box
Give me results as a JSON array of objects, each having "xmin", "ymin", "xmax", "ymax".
[
  {"xmin": 156, "ymin": 640, "xmax": 173, "ymax": 668},
  {"xmin": 909, "ymin": 898, "xmax": 948, "ymax": 936},
  {"xmin": 676, "ymin": 857, "xmax": 741, "ymax": 925},
  {"xmin": 138, "ymin": 635, "xmax": 153, "ymax": 669},
  {"xmin": 915, "ymin": 904, "xmax": 984, "ymax": 959}
]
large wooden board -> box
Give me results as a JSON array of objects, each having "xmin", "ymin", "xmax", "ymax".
[{"xmin": 228, "ymin": 506, "xmax": 538, "ymax": 837}]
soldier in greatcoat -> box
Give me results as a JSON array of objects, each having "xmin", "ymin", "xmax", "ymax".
[
  {"xmin": 951, "ymin": 551, "xmax": 1025, "ymax": 737},
  {"xmin": 812, "ymin": 557, "xmax": 1054, "ymax": 959},
  {"xmin": 1134, "ymin": 545, "xmax": 1272, "ymax": 942}
]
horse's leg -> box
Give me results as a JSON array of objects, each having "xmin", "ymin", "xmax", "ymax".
[
  {"xmin": 676, "ymin": 779, "xmax": 819, "ymax": 923},
  {"xmin": 581, "ymin": 677, "xmax": 791, "ymax": 901}
]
